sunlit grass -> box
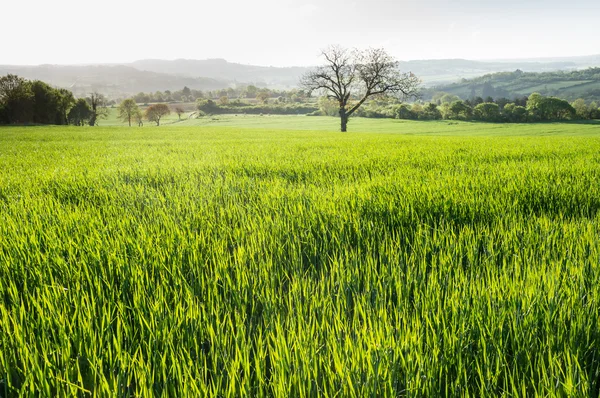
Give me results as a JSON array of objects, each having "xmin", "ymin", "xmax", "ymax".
[{"xmin": 1, "ymin": 124, "xmax": 600, "ymax": 396}]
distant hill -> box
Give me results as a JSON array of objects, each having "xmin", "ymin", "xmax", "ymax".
[
  {"xmin": 422, "ymin": 68, "xmax": 600, "ymax": 102},
  {"xmin": 129, "ymin": 59, "xmax": 308, "ymax": 89},
  {"xmin": 1, "ymin": 54, "xmax": 599, "ymax": 99},
  {"xmin": 129, "ymin": 56, "xmax": 600, "ymax": 88},
  {"xmin": 0, "ymin": 64, "xmax": 230, "ymax": 98}
]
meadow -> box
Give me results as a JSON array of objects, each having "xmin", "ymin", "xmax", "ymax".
[{"xmin": 1, "ymin": 117, "xmax": 600, "ymax": 396}]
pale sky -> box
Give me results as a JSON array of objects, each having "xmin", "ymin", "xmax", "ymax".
[{"xmin": 2, "ymin": 0, "xmax": 599, "ymax": 66}]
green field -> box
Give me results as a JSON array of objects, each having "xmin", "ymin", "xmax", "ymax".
[{"xmin": 2, "ymin": 118, "xmax": 600, "ymax": 396}]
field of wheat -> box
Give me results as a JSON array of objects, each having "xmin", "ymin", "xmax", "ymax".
[{"xmin": 1, "ymin": 121, "xmax": 600, "ymax": 396}]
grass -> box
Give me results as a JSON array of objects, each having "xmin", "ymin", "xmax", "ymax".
[{"xmin": 1, "ymin": 119, "xmax": 600, "ymax": 396}]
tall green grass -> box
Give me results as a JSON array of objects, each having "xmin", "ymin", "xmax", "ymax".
[{"xmin": 1, "ymin": 125, "xmax": 600, "ymax": 396}]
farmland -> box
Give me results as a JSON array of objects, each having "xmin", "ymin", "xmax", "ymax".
[{"xmin": 1, "ymin": 118, "xmax": 600, "ymax": 396}]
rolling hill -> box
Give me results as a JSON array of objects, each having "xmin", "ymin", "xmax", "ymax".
[
  {"xmin": 1, "ymin": 55, "xmax": 599, "ymax": 99},
  {"xmin": 422, "ymin": 68, "xmax": 600, "ymax": 102}
]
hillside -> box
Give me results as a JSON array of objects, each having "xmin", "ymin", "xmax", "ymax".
[
  {"xmin": 2, "ymin": 55, "xmax": 599, "ymax": 99},
  {"xmin": 423, "ymin": 68, "xmax": 600, "ymax": 102},
  {"xmin": 130, "ymin": 56, "xmax": 600, "ymax": 88},
  {"xmin": 0, "ymin": 64, "xmax": 230, "ymax": 98}
]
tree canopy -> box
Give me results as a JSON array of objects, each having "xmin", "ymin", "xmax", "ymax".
[{"xmin": 145, "ymin": 104, "xmax": 170, "ymax": 126}]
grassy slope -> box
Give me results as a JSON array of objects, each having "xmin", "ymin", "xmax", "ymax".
[{"xmin": 1, "ymin": 120, "xmax": 600, "ymax": 395}]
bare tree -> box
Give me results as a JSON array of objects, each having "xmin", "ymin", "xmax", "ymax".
[{"xmin": 301, "ymin": 46, "xmax": 420, "ymax": 132}]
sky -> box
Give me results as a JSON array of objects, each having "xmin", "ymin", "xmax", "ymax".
[{"xmin": 1, "ymin": 0, "xmax": 599, "ymax": 66}]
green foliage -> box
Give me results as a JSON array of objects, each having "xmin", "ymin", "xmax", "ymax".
[
  {"xmin": 196, "ymin": 99, "xmax": 220, "ymax": 114},
  {"xmin": 318, "ymin": 96, "xmax": 339, "ymax": 116},
  {"xmin": 424, "ymin": 67, "xmax": 600, "ymax": 102},
  {"xmin": 117, "ymin": 99, "xmax": 140, "ymax": 127},
  {"xmin": 394, "ymin": 103, "xmax": 415, "ymax": 120},
  {"xmin": 67, "ymin": 98, "xmax": 92, "ymax": 126},
  {"xmin": 1, "ymin": 124, "xmax": 600, "ymax": 395},
  {"xmin": 473, "ymin": 102, "xmax": 501, "ymax": 122},
  {"xmin": 503, "ymin": 103, "xmax": 528, "ymax": 123},
  {"xmin": 527, "ymin": 93, "xmax": 576, "ymax": 121},
  {"xmin": 0, "ymin": 74, "xmax": 76, "ymax": 125}
]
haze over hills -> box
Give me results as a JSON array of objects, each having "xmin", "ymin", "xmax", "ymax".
[{"xmin": 1, "ymin": 54, "xmax": 599, "ymax": 98}]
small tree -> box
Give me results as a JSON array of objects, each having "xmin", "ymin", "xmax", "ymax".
[
  {"xmin": 255, "ymin": 91, "xmax": 270, "ymax": 104},
  {"xmin": 118, "ymin": 99, "xmax": 139, "ymax": 126},
  {"xmin": 174, "ymin": 105, "xmax": 185, "ymax": 120},
  {"xmin": 572, "ymin": 98, "xmax": 590, "ymax": 119},
  {"xmin": 134, "ymin": 108, "xmax": 144, "ymax": 127},
  {"xmin": 68, "ymin": 98, "xmax": 92, "ymax": 126},
  {"xmin": 301, "ymin": 46, "xmax": 420, "ymax": 132},
  {"xmin": 145, "ymin": 103, "xmax": 170, "ymax": 126},
  {"xmin": 87, "ymin": 92, "xmax": 108, "ymax": 126}
]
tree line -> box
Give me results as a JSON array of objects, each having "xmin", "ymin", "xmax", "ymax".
[
  {"xmin": 130, "ymin": 86, "xmax": 311, "ymax": 105},
  {"xmin": 334, "ymin": 92, "xmax": 600, "ymax": 123},
  {"xmin": 0, "ymin": 74, "xmax": 109, "ymax": 126}
]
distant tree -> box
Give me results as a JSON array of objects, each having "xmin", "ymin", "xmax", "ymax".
[
  {"xmin": 0, "ymin": 74, "xmax": 33, "ymax": 123},
  {"xmin": 182, "ymin": 86, "xmax": 192, "ymax": 97},
  {"xmin": 134, "ymin": 92, "xmax": 150, "ymax": 104},
  {"xmin": 473, "ymin": 102, "xmax": 501, "ymax": 122},
  {"xmin": 145, "ymin": 103, "xmax": 170, "ymax": 126},
  {"xmin": 87, "ymin": 92, "xmax": 108, "ymax": 126},
  {"xmin": 482, "ymin": 82, "xmax": 496, "ymax": 99},
  {"xmin": 255, "ymin": 91, "xmax": 270, "ymax": 104},
  {"xmin": 590, "ymin": 101, "xmax": 600, "ymax": 119},
  {"xmin": 245, "ymin": 85, "xmax": 258, "ymax": 98},
  {"xmin": 495, "ymin": 97, "xmax": 511, "ymax": 109},
  {"xmin": 503, "ymin": 103, "xmax": 528, "ymax": 123},
  {"xmin": 30, "ymin": 80, "xmax": 61, "ymax": 124},
  {"xmin": 68, "ymin": 98, "xmax": 92, "ymax": 126},
  {"xmin": 526, "ymin": 92, "xmax": 545, "ymax": 120},
  {"xmin": 444, "ymin": 100, "xmax": 472, "ymax": 120},
  {"xmin": 318, "ymin": 96, "xmax": 338, "ymax": 116},
  {"xmin": 433, "ymin": 92, "xmax": 460, "ymax": 105},
  {"xmin": 196, "ymin": 99, "xmax": 219, "ymax": 114},
  {"xmin": 118, "ymin": 99, "xmax": 139, "ymax": 126},
  {"xmin": 394, "ymin": 104, "xmax": 415, "ymax": 120},
  {"xmin": 301, "ymin": 45, "xmax": 420, "ymax": 132},
  {"xmin": 421, "ymin": 103, "xmax": 442, "ymax": 120},
  {"xmin": 218, "ymin": 96, "xmax": 229, "ymax": 106},
  {"xmin": 527, "ymin": 93, "xmax": 575, "ymax": 121},
  {"xmin": 56, "ymin": 88, "xmax": 75, "ymax": 125},
  {"xmin": 572, "ymin": 98, "xmax": 590, "ymax": 119},
  {"xmin": 174, "ymin": 105, "xmax": 185, "ymax": 120},
  {"xmin": 134, "ymin": 108, "xmax": 144, "ymax": 127},
  {"xmin": 472, "ymin": 96, "xmax": 484, "ymax": 105}
]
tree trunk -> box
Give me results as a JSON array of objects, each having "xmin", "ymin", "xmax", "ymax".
[
  {"xmin": 339, "ymin": 108, "xmax": 348, "ymax": 132},
  {"xmin": 128, "ymin": 115, "xmax": 131, "ymax": 127}
]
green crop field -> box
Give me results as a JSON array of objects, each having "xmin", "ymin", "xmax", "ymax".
[{"xmin": 1, "ymin": 118, "xmax": 600, "ymax": 396}]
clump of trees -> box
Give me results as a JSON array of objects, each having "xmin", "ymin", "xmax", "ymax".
[
  {"xmin": 351, "ymin": 92, "xmax": 598, "ymax": 123},
  {"xmin": 196, "ymin": 99, "xmax": 318, "ymax": 116},
  {"xmin": 130, "ymin": 86, "xmax": 311, "ymax": 105},
  {"xmin": 0, "ymin": 74, "xmax": 74, "ymax": 125},
  {"xmin": 0, "ymin": 74, "xmax": 111, "ymax": 126}
]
